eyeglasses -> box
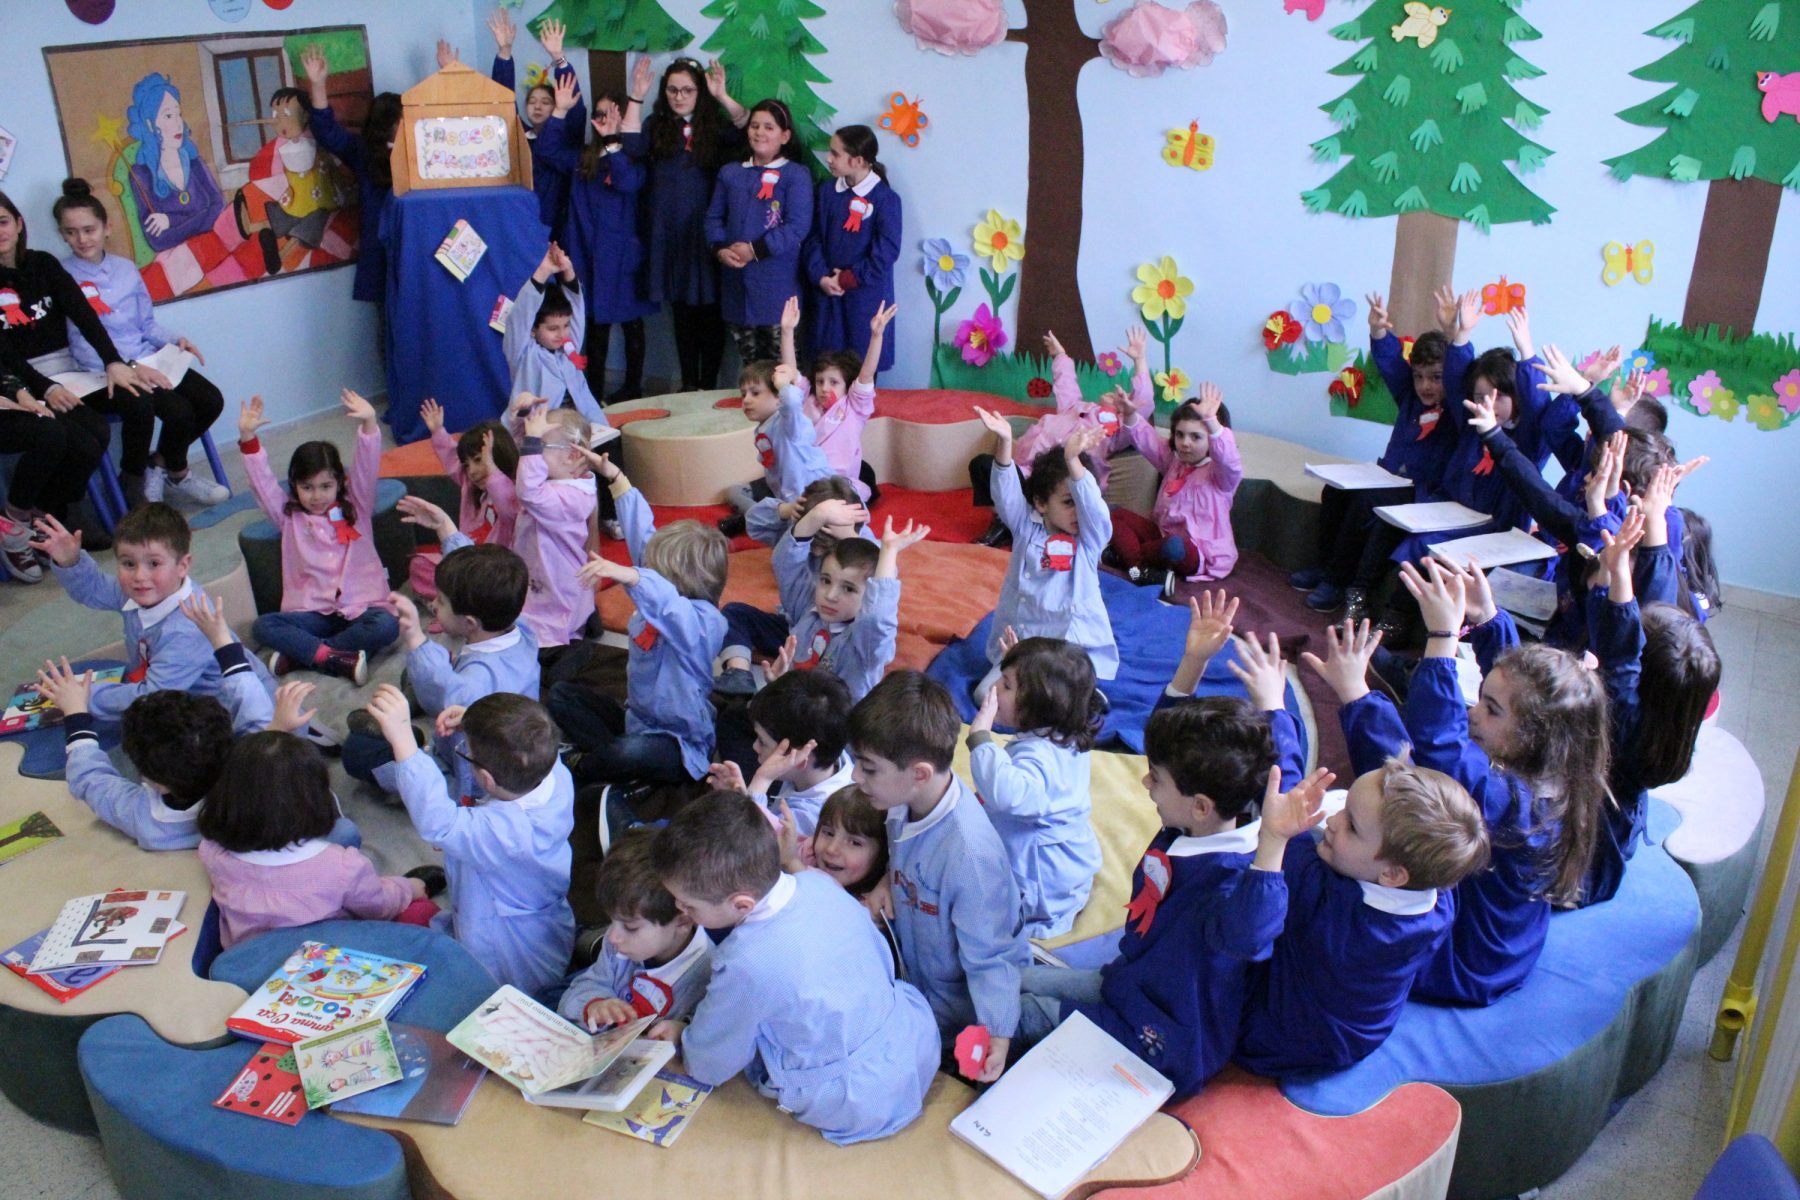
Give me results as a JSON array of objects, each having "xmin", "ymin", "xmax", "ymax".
[{"xmin": 666, "ymin": 85, "xmax": 698, "ymax": 97}]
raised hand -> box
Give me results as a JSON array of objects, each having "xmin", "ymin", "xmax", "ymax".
[
  {"xmin": 1124, "ymin": 324, "xmax": 1149, "ymax": 365},
  {"xmin": 271, "ymin": 681, "xmax": 319, "ymax": 734},
  {"xmin": 548, "ymin": 241, "xmax": 574, "ymax": 279},
  {"xmin": 552, "ymin": 71, "xmax": 579, "ymax": 117},
  {"xmin": 238, "ymin": 395, "xmax": 267, "ymax": 442},
  {"xmin": 522, "ymin": 401, "xmax": 552, "ymax": 440},
  {"xmin": 179, "ymin": 592, "xmax": 234, "ymax": 649},
  {"xmin": 1398, "ymin": 558, "xmax": 1467, "ymax": 641},
  {"xmin": 1536, "ymin": 344, "xmax": 1589, "ymax": 396},
  {"xmin": 1367, "ymin": 291, "xmax": 1394, "ymax": 338},
  {"xmin": 1432, "ymin": 284, "xmax": 1457, "ymax": 335},
  {"xmin": 1463, "ymin": 391, "xmax": 1499, "ymax": 435},
  {"xmin": 580, "ymin": 448, "xmax": 619, "ymax": 483},
  {"xmin": 972, "ymin": 683, "xmax": 1000, "ymax": 734},
  {"xmin": 1226, "ymin": 630, "xmax": 1287, "ymax": 713},
  {"xmin": 1583, "ymin": 345, "xmax": 1624, "ymax": 384},
  {"xmin": 537, "ymin": 16, "xmax": 566, "ymax": 60},
  {"xmin": 486, "ymin": 8, "xmax": 515, "ymax": 55},
  {"xmin": 1195, "ymin": 382, "xmax": 1225, "ymax": 423},
  {"xmin": 420, "ymin": 397, "xmax": 445, "ymax": 435},
  {"xmin": 391, "ymin": 591, "xmax": 423, "ymax": 646},
  {"xmin": 779, "ymin": 294, "xmax": 801, "ymax": 331},
  {"xmin": 764, "ymin": 635, "xmax": 798, "ymax": 682},
  {"xmin": 366, "ymin": 684, "xmax": 416, "ymax": 753},
  {"xmin": 1183, "ymin": 590, "xmax": 1238, "ymax": 665},
  {"xmin": 705, "ymin": 58, "xmax": 729, "ymax": 100},
  {"xmin": 630, "ymin": 54, "xmax": 653, "ymax": 100},
  {"xmin": 869, "ymin": 300, "xmax": 898, "ymax": 338},
  {"xmin": 1042, "ymin": 329, "xmax": 1065, "ymax": 359},
  {"xmin": 1583, "ymin": 429, "xmax": 1627, "ymax": 518},
  {"xmin": 1597, "ymin": 506, "xmax": 1646, "ymax": 589},
  {"xmin": 436, "ymin": 39, "xmax": 460, "ymax": 70},
  {"xmin": 998, "ymin": 624, "xmax": 1020, "ymax": 655},
  {"xmin": 705, "ymin": 760, "xmax": 748, "ymax": 794},
  {"xmin": 31, "ymin": 514, "xmax": 82, "ymax": 568},
  {"xmin": 1505, "ymin": 307, "xmax": 1533, "ymax": 359},
  {"xmin": 972, "ymin": 405, "xmax": 1013, "ymax": 442},
  {"xmin": 301, "ymin": 44, "xmax": 330, "ymax": 90},
  {"xmin": 776, "ymin": 798, "xmax": 807, "ymax": 874},
  {"xmin": 1610, "ymin": 367, "xmax": 1648, "ymax": 415},
  {"xmin": 771, "ymin": 362, "xmax": 797, "ymax": 391},
  {"xmin": 397, "ymin": 494, "xmax": 457, "ymax": 540},
  {"xmin": 1256, "ymin": 765, "xmax": 1335, "ymax": 859},
  {"xmin": 1300, "ymin": 618, "xmax": 1382, "ymax": 704},
  {"xmin": 479, "ymin": 429, "xmax": 499, "ymax": 475},
  {"xmin": 434, "ymin": 704, "xmax": 466, "ymax": 739},
  {"xmin": 575, "ymin": 552, "xmax": 629, "ymax": 589},
  {"xmin": 33, "ymin": 657, "xmax": 92, "ymax": 716},
  {"xmin": 1454, "ymin": 287, "xmax": 1482, "ymax": 342},
  {"xmin": 880, "ymin": 516, "xmax": 930, "ymax": 552},
  {"xmin": 340, "ymin": 388, "xmax": 378, "ymax": 428},
  {"xmin": 1065, "ymin": 424, "xmax": 1106, "ymax": 464}
]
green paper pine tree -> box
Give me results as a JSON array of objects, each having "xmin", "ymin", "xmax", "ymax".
[
  {"xmin": 700, "ymin": 0, "xmax": 834, "ymax": 175},
  {"xmin": 1606, "ymin": 1, "xmax": 1799, "ymax": 337},
  {"xmin": 528, "ymin": 0, "xmax": 694, "ymax": 98},
  {"xmin": 1302, "ymin": 0, "xmax": 1554, "ymax": 336}
]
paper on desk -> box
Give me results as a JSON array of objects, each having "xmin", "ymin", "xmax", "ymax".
[
  {"xmin": 1373, "ymin": 501, "xmax": 1490, "ymax": 534},
  {"xmin": 1427, "ymin": 529, "xmax": 1558, "ymax": 571},
  {"xmin": 1305, "ymin": 462, "xmax": 1411, "ymax": 491},
  {"xmin": 1483, "ymin": 566, "xmax": 1559, "ymax": 622}
]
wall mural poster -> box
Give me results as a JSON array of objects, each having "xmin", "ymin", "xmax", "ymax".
[{"xmin": 42, "ymin": 25, "xmax": 371, "ymax": 304}]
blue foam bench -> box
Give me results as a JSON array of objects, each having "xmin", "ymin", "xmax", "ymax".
[{"xmin": 1278, "ymin": 799, "xmax": 1701, "ymax": 1200}]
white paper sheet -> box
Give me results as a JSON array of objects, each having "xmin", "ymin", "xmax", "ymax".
[
  {"xmin": 1373, "ymin": 501, "xmax": 1491, "ymax": 534},
  {"xmin": 1427, "ymin": 529, "xmax": 1558, "ymax": 570},
  {"xmin": 1304, "ymin": 462, "xmax": 1412, "ymax": 490},
  {"xmin": 1485, "ymin": 565, "xmax": 1560, "ymax": 621}
]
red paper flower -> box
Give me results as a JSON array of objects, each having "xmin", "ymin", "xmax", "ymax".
[
  {"xmin": 1399, "ymin": 335, "xmax": 1416, "ymax": 363},
  {"xmin": 1329, "ymin": 365, "xmax": 1366, "ymax": 407},
  {"xmin": 1027, "ymin": 376, "xmax": 1053, "ymax": 399},
  {"xmin": 1262, "ymin": 310, "xmax": 1301, "ymax": 350}
]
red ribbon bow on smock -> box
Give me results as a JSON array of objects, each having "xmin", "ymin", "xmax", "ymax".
[{"xmin": 328, "ymin": 506, "xmax": 361, "ymax": 545}]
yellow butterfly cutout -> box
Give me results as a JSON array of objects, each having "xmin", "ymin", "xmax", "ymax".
[
  {"xmin": 1601, "ymin": 240, "xmax": 1654, "ymax": 287},
  {"xmin": 1162, "ymin": 121, "xmax": 1215, "ymax": 172}
]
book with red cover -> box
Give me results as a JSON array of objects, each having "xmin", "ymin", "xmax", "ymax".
[{"xmin": 2, "ymin": 923, "xmax": 186, "ymax": 1003}]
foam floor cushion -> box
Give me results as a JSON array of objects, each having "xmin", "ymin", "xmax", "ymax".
[
  {"xmin": 79, "ymin": 1014, "xmax": 407, "ymax": 1200},
  {"xmin": 1280, "ymin": 799, "xmax": 1700, "ymax": 1199},
  {"xmin": 210, "ymin": 920, "xmax": 499, "ymax": 1035},
  {"xmin": 1151, "ymin": 1067, "xmax": 1461, "ymax": 1200},
  {"xmin": 927, "ymin": 572, "xmax": 1314, "ymax": 760},
  {"xmin": 597, "ymin": 543, "xmax": 1011, "ymax": 674},
  {"xmin": 238, "ymin": 478, "xmax": 412, "ymax": 616},
  {"xmin": 1653, "ymin": 726, "xmax": 1765, "ymax": 964},
  {"xmin": 341, "ymin": 1069, "xmax": 1197, "ymax": 1200}
]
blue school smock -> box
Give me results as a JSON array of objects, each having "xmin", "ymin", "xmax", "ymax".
[
  {"xmin": 757, "ymin": 383, "xmax": 833, "ymax": 502},
  {"xmin": 800, "ymin": 174, "xmax": 901, "ymax": 372},
  {"xmin": 1582, "ymin": 586, "xmax": 1649, "ymax": 908},
  {"xmin": 1077, "ymin": 823, "xmax": 1287, "ymax": 1096},
  {"xmin": 307, "ymin": 102, "xmax": 389, "ymax": 304},
  {"xmin": 1369, "ymin": 333, "xmax": 1471, "ymax": 501},
  {"xmin": 504, "ymin": 274, "xmax": 607, "ymax": 429},
  {"xmin": 772, "ymin": 528, "xmax": 898, "ymax": 704},
  {"xmin": 1236, "ymin": 833, "xmax": 1452, "ymax": 1077},
  {"xmin": 966, "ymin": 731, "xmax": 1101, "ymax": 939},
  {"xmin": 681, "ymin": 871, "xmax": 939, "ymax": 1145},
  {"xmin": 557, "ymin": 925, "xmax": 711, "ymax": 1026},
  {"xmin": 616, "ymin": 482, "xmax": 728, "ymax": 779},
  {"xmin": 704, "ymin": 157, "xmax": 814, "ymax": 327},
  {"xmin": 395, "ymin": 753, "xmax": 575, "ymax": 997},
  {"xmin": 990, "ymin": 465, "xmax": 1118, "ymax": 680},
  {"xmin": 491, "ymin": 56, "xmax": 583, "ymax": 240},
  {"xmin": 626, "ymin": 122, "xmax": 746, "ymax": 306},
  {"xmin": 535, "ymin": 123, "xmax": 656, "ymax": 326}
]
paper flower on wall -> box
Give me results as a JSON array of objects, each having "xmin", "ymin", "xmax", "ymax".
[
  {"xmin": 1749, "ymin": 394, "xmax": 1784, "ymax": 431},
  {"xmin": 1263, "ymin": 311, "xmax": 1303, "ymax": 351},
  {"xmin": 1097, "ymin": 351, "xmax": 1123, "ymax": 376},
  {"xmin": 895, "ymin": 0, "xmax": 1007, "ymax": 56},
  {"xmin": 1133, "ymin": 257, "xmax": 1195, "ymax": 322},
  {"xmin": 1712, "ymin": 389, "xmax": 1740, "ymax": 423},
  {"xmin": 1775, "ymin": 368, "xmax": 1800, "ymax": 415},
  {"xmin": 1291, "ymin": 283, "xmax": 1357, "ymax": 345},
  {"xmin": 1626, "ymin": 347, "xmax": 1657, "ymax": 375},
  {"xmin": 1688, "ymin": 369, "xmax": 1723, "ymax": 415},
  {"xmin": 1027, "ymin": 376, "xmax": 1053, "ymax": 399},
  {"xmin": 1329, "ymin": 365, "xmax": 1366, "ymax": 407},
  {"xmin": 1643, "ymin": 368, "xmax": 1670, "ymax": 398},
  {"xmin": 1099, "ymin": 1, "xmax": 1228, "ymax": 78},
  {"xmin": 921, "ymin": 238, "xmax": 968, "ymax": 292},
  {"xmin": 955, "ymin": 303, "xmax": 1008, "ymax": 366},
  {"xmin": 1155, "ymin": 367, "xmax": 1190, "ymax": 402},
  {"xmin": 973, "ymin": 210, "xmax": 1024, "ymax": 274}
]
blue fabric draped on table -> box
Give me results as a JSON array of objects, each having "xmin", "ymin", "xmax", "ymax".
[{"xmin": 380, "ymin": 186, "xmax": 547, "ymax": 444}]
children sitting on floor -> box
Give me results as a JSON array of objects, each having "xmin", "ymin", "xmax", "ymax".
[
  {"xmin": 779, "ymin": 294, "xmax": 895, "ymax": 504},
  {"xmin": 511, "ymin": 400, "xmax": 602, "ymax": 661},
  {"xmin": 1111, "ymin": 381, "xmax": 1242, "ymax": 596},
  {"xmin": 967, "ymin": 636, "xmax": 1104, "ymax": 939},
  {"xmin": 552, "ymin": 455, "xmax": 729, "ymax": 790},
  {"xmin": 973, "ymin": 413, "xmax": 1117, "ymax": 692},
  {"xmin": 707, "ymin": 669, "xmax": 856, "ymax": 835},
  {"xmin": 239, "ymin": 390, "xmax": 398, "ymax": 685},
  {"xmin": 504, "ymin": 242, "xmax": 609, "ymax": 433},
  {"xmin": 198, "ymin": 729, "xmax": 429, "ymax": 949},
  {"xmin": 721, "ymin": 355, "xmax": 833, "ymax": 538},
  {"xmin": 848, "ymin": 670, "xmax": 1052, "ymax": 1081},
  {"xmin": 419, "ymin": 396, "xmax": 519, "ymax": 567},
  {"xmin": 558, "ymin": 828, "xmax": 711, "ymax": 1032},
  {"xmin": 779, "ymin": 783, "xmax": 892, "ymax": 900},
  {"xmin": 649, "ymin": 791, "xmax": 939, "ymax": 1145},
  {"xmin": 34, "ymin": 502, "xmax": 240, "ymax": 720},
  {"xmin": 371, "ymin": 685, "xmax": 576, "ymax": 999}
]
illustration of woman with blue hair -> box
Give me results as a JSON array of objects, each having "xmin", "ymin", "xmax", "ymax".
[{"xmin": 124, "ymin": 73, "xmax": 225, "ymax": 254}]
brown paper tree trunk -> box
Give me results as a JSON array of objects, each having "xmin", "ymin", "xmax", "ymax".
[
  {"xmin": 586, "ymin": 50, "xmax": 628, "ymax": 105},
  {"xmin": 1007, "ymin": 1, "xmax": 1099, "ymax": 363},
  {"xmin": 1682, "ymin": 177, "xmax": 1781, "ymax": 337},
  {"xmin": 1388, "ymin": 211, "xmax": 1459, "ymax": 340}
]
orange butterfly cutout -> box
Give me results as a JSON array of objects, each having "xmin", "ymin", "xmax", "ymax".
[
  {"xmin": 1481, "ymin": 275, "xmax": 1526, "ymax": 315},
  {"xmin": 878, "ymin": 92, "xmax": 929, "ymax": 147}
]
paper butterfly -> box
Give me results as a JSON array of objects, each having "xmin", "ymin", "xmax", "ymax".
[
  {"xmin": 1162, "ymin": 120, "xmax": 1215, "ymax": 171},
  {"xmin": 877, "ymin": 92, "xmax": 929, "ymax": 148},
  {"xmin": 1601, "ymin": 241, "xmax": 1654, "ymax": 287},
  {"xmin": 1481, "ymin": 275, "xmax": 1526, "ymax": 316},
  {"xmin": 1392, "ymin": 3, "xmax": 1452, "ymax": 49}
]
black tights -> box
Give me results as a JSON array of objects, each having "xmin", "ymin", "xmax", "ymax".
[
  {"xmin": 669, "ymin": 303, "xmax": 727, "ymax": 391},
  {"xmin": 0, "ymin": 404, "xmax": 106, "ymax": 514},
  {"xmin": 583, "ymin": 319, "xmax": 646, "ymax": 402}
]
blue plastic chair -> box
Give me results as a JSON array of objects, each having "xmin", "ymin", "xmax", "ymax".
[{"xmin": 1695, "ymin": 1134, "xmax": 1800, "ymax": 1200}]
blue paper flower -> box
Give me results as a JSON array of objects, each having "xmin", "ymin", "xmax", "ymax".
[
  {"xmin": 921, "ymin": 238, "xmax": 969, "ymax": 292},
  {"xmin": 1289, "ymin": 282, "xmax": 1358, "ymax": 345},
  {"xmin": 1626, "ymin": 347, "xmax": 1656, "ymax": 374}
]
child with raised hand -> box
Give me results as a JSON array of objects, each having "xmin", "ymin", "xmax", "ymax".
[
  {"xmin": 777, "ymin": 784, "xmax": 891, "ymax": 900},
  {"xmin": 1232, "ymin": 620, "xmax": 1489, "ymax": 1076},
  {"xmin": 239, "ymin": 391, "xmax": 398, "ymax": 684},
  {"xmin": 782, "ymin": 296, "xmax": 895, "ymax": 504},
  {"xmin": 505, "ymin": 242, "xmax": 610, "ymax": 435},
  {"xmin": 968, "ymin": 637, "xmax": 1104, "ymax": 939},
  {"xmin": 371, "ymin": 685, "xmax": 576, "ymax": 997},
  {"xmin": 977, "ymin": 414, "xmax": 1117, "ymax": 690},
  {"xmin": 1581, "ymin": 486, "xmax": 1720, "ymax": 907},
  {"xmin": 1290, "ymin": 286, "xmax": 1478, "ymax": 616},
  {"xmin": 1385, "ymin": 558, "xmax": 1608, "ymax": 1002},
  {"xmin": 849, "ymin": 672, "xmax": 1052, "ymax": 1081},
  {"xmin": 721, "ymin": 350, "xmax": 834, "ymax": 538},
  {"xmin": 511, "ymin": 398, "xmax": 601, "ymax": 657},
  {"xmin": 198, "ymin": 728, "xmax": 429, "ymax": 949},
  {"xmin": 551, "ymin": 453, "xmax": 729, "ymax": 789},
  {"xmin": 422, "ymin": 398, "xmax": 519, "ymax": 549},
  {"xmin": 649, "ymin": 793, "xmax": 938, "ymax": 1144},
  {"xmin": 558, "ymin": 829, "xmax": 711, "ymax": 1032},
  {"xmin": 33, "ymin": 501, "xmax": 232, "ymax": 722},
  {"xmin": 487, "ymin": 10, "xmax": 584, "ymax": 240},
  {"xmin": 1156, "ymin": 589, "xmax": 1240, "ymax": 708},
  {"xmin": 767, "ymin": 514, "xmax": 925, "ymax": 702},
  {"xmin": 1112, "ymin": 381, "xmax": 1242, "ymax": 596},
  {"xmin": 708, "ymin": 669, "xmax": 855, "ymax": 835}
]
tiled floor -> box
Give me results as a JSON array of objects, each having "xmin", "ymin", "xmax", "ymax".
[{"xmin": 0, "ymin": 423, "xmax": 1794, "ymax": 1196}]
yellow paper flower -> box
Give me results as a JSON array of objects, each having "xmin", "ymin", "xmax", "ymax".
[
  {"xmin": 973, "ymin": 209, "xmax": 1025, "ymax": 273},
  {"xmin": 1155, "ymin": 367, "xmax": 1190, "ymax": 402},
  {"xmin": 1748, "ymin": 393, "xmax": 1783, "ymax": 430},
  {"xmin": 1132, "ymin": 256, "xmax": 1195, "ymax": 321},
  {"xmin": 1712, "ymin": 388, "xmax": 1739, "ymax": 422}
]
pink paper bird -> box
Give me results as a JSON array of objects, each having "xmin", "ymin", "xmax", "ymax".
[{"xmin": 1284, "ymin": 0, "xmax": 1327, "ymax": 19}]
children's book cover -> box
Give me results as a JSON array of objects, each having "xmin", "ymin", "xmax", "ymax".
[
  {"xmin": 328, "ymin": 1023, "xmax": 487, "ymax": 1126},
  {"xmin": 524, "ymin": 1039, "xmax": 674, "ymax": 1112},
  {"xmin": 3, "ymin": 922, "xmax": 184, "ymax": 1003},
  {"xmin": 226, "ymin": 941, "xmax": 427, "ymax": 1045},
  {"xmin": 0, "ymin": 811, "xmax": 63, "ymax": 866},
  {"xmin": 583, "ymin": 1066, "xmax": 713, "ymax": 1147},
  {"xmin": 214, "ymin": 1043, "xmax": 307, "ymax": 1125},
  {"xmin": 294, "ymin": 1017, "xmax": 404, "ymax": 1109},
  {"xmin": 435, "ymin": 218, "xmax": 487, "ymax": 281},
  {"xmin": 447, "ymin": 984, "xmax": 653, "ymax": 1097},
  {"xmin": 27, "ymin": 889, "xmax": 184, "ymax": 974},
  {"xmin": 2, "ymin": 668, "xmax": 123, "ymax": 734}
]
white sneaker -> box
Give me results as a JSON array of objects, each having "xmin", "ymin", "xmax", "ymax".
[
  {"xmin": 143, "ymin": 466, "xmax": 166, "ymax": 503},
  {"xmin": 165, "ymin": 470, "xmax": 229, "ymax": 508}
]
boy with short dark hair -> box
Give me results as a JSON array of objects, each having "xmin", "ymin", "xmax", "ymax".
[
  {"xmin": 711, "ymin": 670, "xmax": 855, "ymax": 836},
  {"xmin": 370, "ymin": 686, "xmax": 575, "ymax": 997},
  {"xmin": 504, "ymin": 242, "xmax": 609, "ymax": 433},
  {"xmin": 847, "ymin": 671, "xmax": 1051, "ymax": 1082},
  {"xmin": 557, "ymin": 830, "xmax": 710, "ymax": 1032},
  {"xmin": 649, "ymin": 792, "xmax": 938, "ymax": 1145}
]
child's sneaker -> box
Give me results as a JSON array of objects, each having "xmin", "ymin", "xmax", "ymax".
[
  {"xmin": 321, "ymin": 648, "xmax": 369, "ymax": 686},
  {"xmin": 717, "ymin": 513, "xmax": 747, "ymax": 540},
  {"xmin": 1160, "ymin": 571, "xmax": 1180, "ymax": 602},
  {"xmin": 405, "ymin": 864, "xmax": 448, "ymax": 899},
  {"xmin": 266, "ymin": 650, "xmax": 296, "ymax": 676},
  {"xmin": 142, "ymin": 466, "xmax": 167, "ymax": 504},
  {"xmin": 295, "ymin": 723, "xmax": 341, "ymax": 752},
  {"xmin": 165, "ymin": 471, "xmax": 229, "ymax": 507},
  {"xmin": 1127, "ymin": 564, "xmax": 1169, "ymax": 590},
  {"xmin": 1, "ymin": 519, "xmax": 44, "ymax": 584},
  {"xmin": 1288, "ymin": 566, "xmax": 1325, "ymax": 591},
  {"xmin": 1304, "ymin": 582, "xmax": 1345, "ymax": 612},
  {"xmin": 714, "ymin": 666, "xmax": 758, "ymax": 696}
]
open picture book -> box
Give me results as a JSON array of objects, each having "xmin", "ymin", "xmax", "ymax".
[{"xmin": 448, "ymin": 984, "xmax": 656, "ymax": 1098}]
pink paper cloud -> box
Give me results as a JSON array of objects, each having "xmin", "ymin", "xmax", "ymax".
[
  {"xmin": 894, "ymin": 0, "xmax": 1008, "ymax": 57},
  {"xmin": 1100, "ymin": 0, "xmax": 1229, "ymax": 77}
]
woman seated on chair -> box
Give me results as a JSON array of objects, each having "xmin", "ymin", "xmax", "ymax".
[
  {"xmin": 0, "ymin": 187, "xmax": 150, "ymax": 567},
  {"xmin": 55, "ymin": 178, "xmax": 229, "ymax": 512}
]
